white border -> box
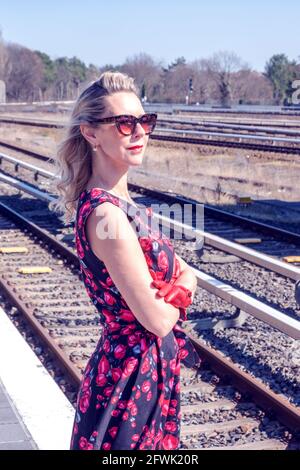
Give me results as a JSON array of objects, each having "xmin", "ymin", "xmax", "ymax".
[{"xmin": 0, "ymin": 307, "xmax": 75, "ymax": 450}]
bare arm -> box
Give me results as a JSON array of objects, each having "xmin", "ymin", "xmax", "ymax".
[{"xmin": 85, "ymin": 202, "xmax": 180, "ymax": 338}]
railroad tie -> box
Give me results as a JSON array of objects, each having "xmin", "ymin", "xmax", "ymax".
[
  {"xmin": 0, "ymin": 246, "xmax": 28, "ymax": 253},
  {"xmin": 237, "ymin": 197, "xmax": 253, "ymax": 204},
  {"xmin": 180, "ymin": 417, "xmax": 258, "ymax": 437},
  {"xmin": 283, "ymin": 256, "xmax": 300, "ymax": 263},
  {"xmin": 17, "ymin": 266, "xmax": 52, "ymax": 274},
  {"xmin": 233, "ymin": 238, "xmax": 262, "ymax": 244}
]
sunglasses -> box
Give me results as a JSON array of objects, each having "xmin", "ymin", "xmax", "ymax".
[{"xmin": 94, "ymin": 113, "xmax": 157, "ymax": 136}]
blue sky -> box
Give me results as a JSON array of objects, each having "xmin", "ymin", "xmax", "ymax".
[{"xmin": 0, "ymin": 0, "xmax": 298, "ymax": 72}]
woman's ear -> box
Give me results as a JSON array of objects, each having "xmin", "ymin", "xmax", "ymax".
[{"xmin": 80, "ymin": 124, "xmax": 97, "ymax": 146}]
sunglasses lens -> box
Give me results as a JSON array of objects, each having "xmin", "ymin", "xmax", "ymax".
[
  {"xmin": 140, "ymin": 114, "xmax": 157, "ymax": 134},
  {"xmin": 117, "ymin": 114, "xmax": 157, "ymax": 135},
  {"xmin": 118, "ymin": 118, "xmax": 134, "ymax": 135}
]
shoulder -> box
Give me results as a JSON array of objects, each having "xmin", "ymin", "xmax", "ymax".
[
  {"xmin": 86, "ymin": 201, "xmax": 136, "ymax": 245},
  {"xmin": 89, "ymin": 200, "xmax": 126, "ymax": 222},
  {"xmin": 79, "ymin": 189, "xmax": 119, "ymax": 213}
]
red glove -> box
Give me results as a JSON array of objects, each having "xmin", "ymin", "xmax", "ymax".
[
  {"xmin": 151, "ymin": 280, "xmax": 192, "ymax": 309},
  {"xmin": 164, "ymin": 284, "xmax": 192, "ymax": 308}
]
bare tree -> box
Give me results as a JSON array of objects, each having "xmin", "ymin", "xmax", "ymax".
[
  {"xmin": 153, "ymin": 57, "xmax": 197, "ymax": 103},
  {"xmin": 204, "ymin": 50, "xmax": 248, "ymax": 106},
  {"xmin": 231, "ymin": 69, "xmax": 273, "ymax": 104},
  {"xmin": 0, "ymin": 28, "xmax": 10, "ymax": 82},
  {"xmin": 190, "ymin": 59, "xmax": 218, "ymax": 103},
  {"xmin": 54, "ymin": 57, "xmax": 75, "ymax": 100},
  {"xmin": 0, "ymin": 30, "xmax": 294, "ymax": 106},
  {"xmin": 5, "ymin": 42, "xmax": 43, "ymax": 101},
  {"xmin": 121, "ymin": 53, "xmax": 163, "ymax": 101}
]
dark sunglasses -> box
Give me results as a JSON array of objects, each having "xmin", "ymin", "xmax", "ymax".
[{"xmin": 94, "ymin": 113, "xmax": 157, "ymax": 136}]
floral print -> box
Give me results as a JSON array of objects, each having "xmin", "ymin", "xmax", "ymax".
[{"xmin": 70, "ymin": 188, "xmax": 202, "ymax": 450}]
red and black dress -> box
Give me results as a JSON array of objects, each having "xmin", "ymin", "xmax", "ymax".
[{"xmin": 70, "ymin": 188, "xmax": 202, "ymax": 450}]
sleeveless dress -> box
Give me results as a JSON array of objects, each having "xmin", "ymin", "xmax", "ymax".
[{"xmin": 70, "ymin": 188, "xmax": 202, "ymax": 451}]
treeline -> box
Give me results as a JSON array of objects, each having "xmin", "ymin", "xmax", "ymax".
[{"xmin": 0, "ymin": 31, "xmax": 299, "ymax": 105}]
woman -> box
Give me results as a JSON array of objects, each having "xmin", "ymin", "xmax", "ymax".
[{"xmin": 53, "ymin": 71, "xmax": 202, "ymax": 450}]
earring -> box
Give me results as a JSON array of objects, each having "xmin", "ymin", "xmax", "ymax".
[{"xmin": 93, "ymin": 146, "xmax": 97, "ymax": 151}]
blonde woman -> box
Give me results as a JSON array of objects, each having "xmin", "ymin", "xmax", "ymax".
[{"xmin": 53, "ymin": 71, "xmax": 202, "ymax": 450}]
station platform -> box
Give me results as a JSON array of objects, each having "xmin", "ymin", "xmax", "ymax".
[
  {"xmin": 0, "ymin": 306, "xmax": 75, "ymax": 450},
  {"xmin": 0, "ymin": 378, "xmax": 37, "ymax": 449}
]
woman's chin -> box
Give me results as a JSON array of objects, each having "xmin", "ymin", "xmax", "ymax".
[{"xmin": 128, "ymin": 156, "xmax": 144, "ymax": 167}]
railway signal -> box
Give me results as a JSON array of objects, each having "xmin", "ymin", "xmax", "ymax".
[{"xmin": 187, "ymin": 78, "xmax": 193, "ymax": 105}]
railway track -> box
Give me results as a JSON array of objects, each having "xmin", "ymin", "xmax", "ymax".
[
  {"xmin": 0, "ymin": 202, "xmax": 299, "ymax": 450},
  {"xmin": 1, "ymin": 149, "xmax": 300, "ymax": 245},
  {"xmin": 1, "ymin": 115, "xmax": 300, "ymax": 154},
  {"xmin": 1, "ymin": 138, "xmax": 300, "ymax": 225},
  {"xmin": 1, "ymin": 143, "xmax": 300, "ymax": 233},
  {"xmin": 157, "ymin": 117, "xmax": 300, "ymax": 137},
  {"xmin": 1, "ymin": 165, "xmax": 300, "ymax": 327}
]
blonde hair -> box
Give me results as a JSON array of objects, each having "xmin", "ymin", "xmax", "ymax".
[{"xmin": 49, "ymin": 70, "xmax": 140, "ymax": 224}]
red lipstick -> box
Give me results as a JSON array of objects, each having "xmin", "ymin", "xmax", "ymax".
[{"xmin": 127, "ymin": 145, "xmax": 143, "ymax": 150}]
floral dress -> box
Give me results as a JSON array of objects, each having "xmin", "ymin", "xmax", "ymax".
[{"xmin": 70, "ymin": 188, "xmax": 202, "ymax": 451}]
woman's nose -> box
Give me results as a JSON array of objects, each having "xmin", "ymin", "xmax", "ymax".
[{"xmin": 133, "ymin": 122, "xmax": 146, "ymax": 138}]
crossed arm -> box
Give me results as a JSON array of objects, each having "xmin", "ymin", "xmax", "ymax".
[
  {"xmin": 164, "ymin": 253, "xmax": 198, "ymax": 302},
  {"xmin": 176, "ymin": 255, "xmax": 197, "ymax": 297},
  {"xmin": 86, "ymin": 202, "xmax": 197, "ymax": 336}
]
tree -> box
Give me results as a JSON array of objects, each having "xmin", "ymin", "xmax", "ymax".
[
  {"xmin": 51, "ymin": 56, "xmax": 86, "ymax": 100},
  {"xmin": 121, "ymin": 52, "xmax": 162, "ymax": 101},
  {"xmin": 189, "ymin": 59, "xmax": 216, "ymax": 104},
  {"xmin": 264, "ymin": 54, "xmax": 297, "ymax": 105},
  {"xmin": 204, "ymin": 51, "xmax": 247, "ymax": 106},
  {"xmin": 86, "ymin": 63, "xmax": 101, "ymax": 82},
  {"xmin": 34, "ymin": 51, "xmax": 56, "ymax": 100},
  {"xmin": 1, "ymin": 26, "xmax": 298, "ymax": 106},
  {"xmin": 0, "ymin": 28, "xmax": 9, "ymax": 81},
  {"xmin": 158, "ymin": 56, "xmax": 197, "ymax": 103},
  {"xmin": 231, "ymin": 70, "xmax": 273, "ymax": 105},
  {"xmin": 5, "ymin": 43, "xmax": 43, "ymax": 101},
  {"xmin": 168, "ymin": 57, "xmax": 186, "ymax": 69}
]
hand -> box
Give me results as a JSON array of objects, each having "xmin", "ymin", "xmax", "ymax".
[
  {"xmin": 150, "ymin": 258, "xmax": 195, "ymax": 314},
  {"xmin": 164, "ymin": 284, "xmax": 192, "ymax": 308},
  {"xmin": 151, "ymin": 265, "xmax": 196, "ymax": 300},
  {"xmin": 151, "ymin": 280, "xmax": 193, "ymax": 309},
  {"xmin": 151, "ymin": 279, "xmax": 191, "ymax": 321}
]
